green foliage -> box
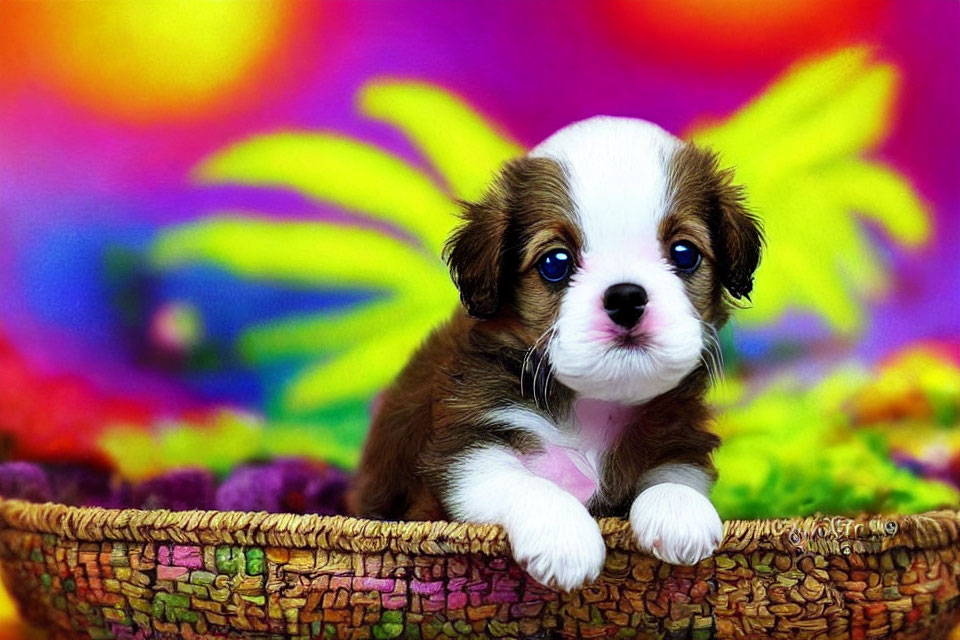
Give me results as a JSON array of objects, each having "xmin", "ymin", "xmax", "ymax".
[{"xmin": 712, "ymin": 370, "xmax": 959, "ymax": 519}]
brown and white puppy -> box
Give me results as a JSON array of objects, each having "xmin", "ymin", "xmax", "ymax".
[{"xmin": 347, "ymin": 116, "xmax": 762, "ymax": 591}]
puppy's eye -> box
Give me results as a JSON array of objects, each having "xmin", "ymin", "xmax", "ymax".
[
  {"xmin": 670, "ymin": 241, "xmax": 701, "ymax": 273},
  {"xmin": 538, "ymin": 249, "xmax": 572, "ymax": 283}
]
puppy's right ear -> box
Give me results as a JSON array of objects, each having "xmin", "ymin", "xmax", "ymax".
[{"xmin": 443, "ymin": 169, "xmax": 512, "ymax": 319}]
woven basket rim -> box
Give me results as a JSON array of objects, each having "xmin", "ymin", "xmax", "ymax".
[{"xmin": 1, "ymin": 498, "xmax": 958, "ymax": 556}]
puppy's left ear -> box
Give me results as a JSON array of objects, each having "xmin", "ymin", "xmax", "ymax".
[
  {"xmin": 710, "ymin": 163, "xmax": 764, "ymax": 301},
  {"xmin": 443, "ymin": 168, "xmax": 513, "ymax": 319}
]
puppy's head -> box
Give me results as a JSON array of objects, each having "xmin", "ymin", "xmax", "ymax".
[{"xmin": 445, "ymin": 116, "xmax": 762, "ymax": 404}]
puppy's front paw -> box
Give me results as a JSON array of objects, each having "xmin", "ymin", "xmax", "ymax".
[
  {"xmin": 630, "ymin": 483, "xmax": 722, "ymax": 565},
  {"xmin": 506, "ymin": 494, "xmax": 606, "ymax": 591}
]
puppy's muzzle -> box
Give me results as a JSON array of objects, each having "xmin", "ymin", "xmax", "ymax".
[{"xmin": 603, "ymin": 283, "xmax": 648, "ymax": 329}]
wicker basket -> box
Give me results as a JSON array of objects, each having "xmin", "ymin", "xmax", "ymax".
[{"xmin": 2, "ymin": 499, "xmax": 960, "ymax": 639}]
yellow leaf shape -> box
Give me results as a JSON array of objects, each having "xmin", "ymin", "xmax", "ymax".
[
  {"xmin": 283, "ymin": 314, "xmax": 448, "ymax": 410},
  {"xmin": 359, "ymin": 79, "xmax": 523, "ymax": 201},
  {"xmin": 764, "ymin": 242, "xmax": 865, "ymax": 331},
  {"xmin": 763, "ymin": 65, "xmax": 894, "ymax": 176},
  {"xmin": 240, "ymin": 292, "xmax": 456, "ymax": 363},
  {"xmin": 695, "ymin": 54, "xmax": 896, "ymax": 183},
  {"xmin": 690, "ymin": 47, "xmax": 932, "ymax": 333},
  {"xmin": 821, "ymin": 161, "xmax": 930, "ymax": 247},
  {"xmin": 193, "ymin": 133, "xmax": 456, "ymax": 253},
  {"xmin": 697, "ymin": 48, "xmax": 873, "ymax": 145},
  {"xmin": 151, "ymin": 215, "xmax": 447, "ymax": 293},
  {"xmin": 769, "ymin": 179, "xmax": 887, "ymax": 302},
  {"xmin": 819, "ymin": 202, "xmax": 886, "ymax": 297},
  {"xmin": 147, "ymin": 79, "xmax": 532, "ymax": 417}
]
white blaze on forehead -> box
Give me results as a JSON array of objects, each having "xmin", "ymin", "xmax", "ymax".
[{"xmin": 529, "ymin": 116, "xmax": 683, "ymax": 253}]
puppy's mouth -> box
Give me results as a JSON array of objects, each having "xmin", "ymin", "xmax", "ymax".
[
  {"xmin": 592, "ymin": 316, "xmax": 654, "ymax": 351},
  {"xmin": 611, "ymin": 331, "xmax": 650, "ymax": 350},
  {"xmin": 596, "ymin": 322, "xmax": 651, "ymax": 350}
]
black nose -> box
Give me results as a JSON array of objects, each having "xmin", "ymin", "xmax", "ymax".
[{"xmin": 603, "ymin": 283, "xmax": 648, "ymax": 328}]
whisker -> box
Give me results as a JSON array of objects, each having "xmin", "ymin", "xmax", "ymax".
[
  {"xmin": 700, "ymin": 354, "xmax": 717, "ymax": 387},
  {"xmin": 708, "ymin": 331, "xmax": 724, "ymax": 364},
  {"xmin": 540, "ymin": 328, "xmax": 558, "ymax": 416},
  {"xmin": 532, "ymin": 327, "xmax": 556, "ymax": 412},
  {"xmin": 533, "ymin": 353, "xmax": 546, "ymax": 410},
  {"xmin": 699, "ymin": 321, "xmax": 724, "ymax": 386},
  {"xmin": 522, "ymin": 327, "xmax": 554, "ymax": 409},
  {"xmin": 520, "ymin": 347, "xmax": 531, "ymax": 398}
]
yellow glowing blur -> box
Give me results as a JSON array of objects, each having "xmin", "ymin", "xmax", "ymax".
[{"xmin": 23, "ymin": 1, "xmax": 291, "ymax": 122}]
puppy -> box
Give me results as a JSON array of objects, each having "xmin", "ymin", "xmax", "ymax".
[{"xmin": 347, "ymin": 116, "xmax": 762, "ymax": 591}]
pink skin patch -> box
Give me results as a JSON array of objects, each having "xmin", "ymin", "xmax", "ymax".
[
  {"xmin": 519, "ymin": 399, "xmax": 639, "ymax": 505},
  {"xmin": 641, "ymin": 306, "xmax": 664, "ymax": 334},
  {"xmin": 521, "ymin": 445, "xmax": 598, "ymax": 505}
]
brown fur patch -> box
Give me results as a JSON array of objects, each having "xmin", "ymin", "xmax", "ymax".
[
  {"xmin": 444, "ymin": 157, "xmax": 579, "ymax": 321},
  {"xmin": 663, "ymin": 143, "xmax": 764, "ymax": 326}
]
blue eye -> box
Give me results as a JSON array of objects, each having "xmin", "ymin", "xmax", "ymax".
[
  {"xmin": 670, "ymin": 241, "xmax": 701, "ymax": 273},
  {"xmin": 538, "ymin": 249, "xmax": 572, "ymax": 283}
]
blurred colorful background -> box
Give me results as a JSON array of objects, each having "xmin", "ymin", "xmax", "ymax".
[{"xmin": 2, "ymin": 0, "xmax": 960, "ymax": 632}]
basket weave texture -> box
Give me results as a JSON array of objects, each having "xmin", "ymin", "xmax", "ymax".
[{"xmin": 1, "ymin": 498, "xmax": 960, "ymax": 639}]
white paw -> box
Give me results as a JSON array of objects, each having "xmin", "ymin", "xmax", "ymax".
[
  {"xmin": 506, "ymin": 492, "xmax": 606, "ymax": 591},
  {"xmin": 630, "ymin": 482, "xmax": 722, "ymax": 565}
]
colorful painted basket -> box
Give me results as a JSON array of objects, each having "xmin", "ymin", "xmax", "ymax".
[{"xmin": 2, "ymin": 499, "xmax": 960, "ymax": 639}]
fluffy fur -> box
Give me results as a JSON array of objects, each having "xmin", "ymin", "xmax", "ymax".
[{"xmin": 347, "ymin": 116, "xmax": 763, "ymax": 590}]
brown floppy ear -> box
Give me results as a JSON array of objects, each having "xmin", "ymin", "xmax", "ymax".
[
  {"xmin": 443, "ymin": 169, "xmax": 513, "ymax": 319},
  {"xmin": 707, "ymin": 158, "xmax": 764, "ymax": 301}
]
